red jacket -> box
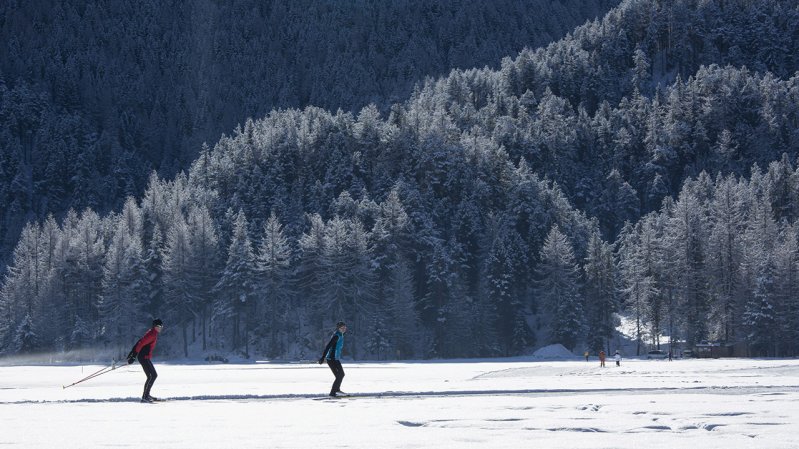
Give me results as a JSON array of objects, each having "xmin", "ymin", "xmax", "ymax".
[{"xmin": 134, "ymin": 328, "xmax": 159, "ymax": 360}]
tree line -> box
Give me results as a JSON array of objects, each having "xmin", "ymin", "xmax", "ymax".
[{"xmin": 619, "ymin": 155, "xmax": 799, "ymax": 357}]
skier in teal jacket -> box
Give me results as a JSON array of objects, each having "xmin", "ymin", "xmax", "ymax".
[{"xmin": 319, "ymin": 321, "xmax": 347, "ymax": 397}]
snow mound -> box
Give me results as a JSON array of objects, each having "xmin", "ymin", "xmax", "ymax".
[{"xmin": 532, "ymin": 344, "xmax": 577, "ymax": 359}]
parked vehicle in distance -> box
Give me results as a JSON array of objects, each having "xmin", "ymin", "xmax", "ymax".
[
  {"xmin": 682, "ymin": 349, "xmax": 693, "ymax": 358},
  {"xmin": 646, "ymin": 349, "xmax": 668, "ymax": 359}
]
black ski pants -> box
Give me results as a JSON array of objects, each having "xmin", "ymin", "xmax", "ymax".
[
  {"xmin": 326, "ymin": 359, "xmax": 345, "ymax": 395},
  {"xmin": 139, "ymin": 357, "xmax": 157, "ymax": 398}
]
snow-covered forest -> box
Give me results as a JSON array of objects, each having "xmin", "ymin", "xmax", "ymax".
[
  {"xmin": 3, "ymin": 0, "xmax": 799, "ymax": 360},
  {"xmin": 0, "ymin": 0, "xmax": 618, "ymax": 269}
]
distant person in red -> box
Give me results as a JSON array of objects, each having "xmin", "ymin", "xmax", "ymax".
[
  {"xmin": 127, "ymin": 319, "xmax": 163, "ymax": 403},
  {"xmin": 599, "ymin": 350, "xmax": 606, "ymax": 367}
]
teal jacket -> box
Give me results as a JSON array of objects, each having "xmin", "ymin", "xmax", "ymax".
[{"xmin": 322, "ymin": 330, "xmax": 344, "ymax": 360}]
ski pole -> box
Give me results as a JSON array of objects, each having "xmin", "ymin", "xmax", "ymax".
[
  {"xmin": 63, "ymin": 362, "xmax": 121, "ymax": 389},
  {"xmin": 63, "ymin": 361, "xmax": 124, "ymax": 389},
  {"xmin": 72, "ymin": 364, "xmax": 120, "ymax": 385},
  {"xmin": 63, "ymin": 364, "xmax": 114, "ymax": 389}
]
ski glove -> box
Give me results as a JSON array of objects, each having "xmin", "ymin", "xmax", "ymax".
[
  {"xmin": 318, "ymin": 357, "xmax": 324, "ymax": 364},
  {"xmin": 127, "ymin": 350, "xmax": 137, "ymax": 364}
]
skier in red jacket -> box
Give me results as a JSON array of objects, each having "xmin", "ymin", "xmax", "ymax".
[{"xmin": 127, "ymin": 319, "xmax": 163, "ymax": 403}]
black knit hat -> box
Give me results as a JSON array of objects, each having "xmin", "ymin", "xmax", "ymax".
[
  {"xmin": 336, "ymin": 321, "xmax": 346, "ymax": 329},
  {"xmin": 152, "ymin": 318, "xmax": 163, "ymax": 327}
]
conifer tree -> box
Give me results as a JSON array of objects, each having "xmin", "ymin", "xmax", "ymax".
[
  {"xmin": 12, "ymin": 313, "xmax": 38, "ymax": 354},
  {"xmin": 583, "ymin": 230, "xmax": 616, "ymax": 352},
  {"xmin": 384, "ymin": 258, "xmax": 420, "ymax": 359},
  {"xmin": 538, "ymin": 226, "xmax": 583, "ymax": 350},
  {"xmin": 215, "ymin": 210, "xmax": 257, "ymax": 356},
  {"xmin": 162, "ymin": 214, "xmax": 195, "ymax": 357},
  {"xmin": 64, "ymin": 210, "xmax": 104, "ymax": 349},
  {"xmin": 100, "ymin": 213, "xmax": 148, "ymax": 356},
  {"xmin": 186, "ymin": 205, "xmax": 220, "ymax": 352},
  {"xmin": 742, "ymin": 257, "xmax": 777, "ymax": 356},
  {"xmin": 254, "ymin": 212, "xmax": 292, "ymax": 356}
]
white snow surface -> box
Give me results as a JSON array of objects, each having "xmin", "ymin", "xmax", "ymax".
[{"xmin": 2, "ymin": 357, "xmax": 799, "ymax": 448}]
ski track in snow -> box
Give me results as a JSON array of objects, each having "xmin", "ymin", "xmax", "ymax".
[{"xmin": 4, "ymin": 384, "xmax": 799, "ymax": 405}]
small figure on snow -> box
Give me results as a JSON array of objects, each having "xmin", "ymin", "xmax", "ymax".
[
  {"xmin": 599, "ymin": 350, "xmax": 606, "ymax": 367},
  {"xmin": 668, "ymin": 349, "xmax": 673, "ymax": 361},
  {"xmin": 584, "ymin": 350, "xmax": 589, "ymax": 361},
  {"xmin": 127, "ymin": 319, "xmax": 163, "ymax": 403},
  {"xmin": 319, "ymin": 321, "xmax": 348, "ymax": 397},
  {"xmin": 614, "ymin": 349, "xmax": 621, "ymax": 367}
]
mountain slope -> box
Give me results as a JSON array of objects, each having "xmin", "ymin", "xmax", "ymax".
[{"xmin": 0, "ymin": 0, "xmax": 620, "ymax": 273}]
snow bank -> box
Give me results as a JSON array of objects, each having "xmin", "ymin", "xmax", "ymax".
[{"xmin": 531, "ymin": 343, "xmax": 577, "ymax": 359}]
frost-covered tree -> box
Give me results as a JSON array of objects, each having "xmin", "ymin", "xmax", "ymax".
[
  {"xmin": 772, "ymin": 225, "xmax": 799, "ymax": 356},
  {"xmin": 537, "ymin": 226, "xmax": 583, "ymax": 350},
  {"xmin": 0, "ymin": 223, "xmax": 44, "ymax": 352},
  {"xmin": 186, "ymin": 205, "xmax": 219, "ymax": 352},
  {"xmin": 583, "ymin": 230, "xmax": 616, "ymax": 352},
  {"xmin": 383, "ymin": 258, "xmax": 420, "ymax": 359},
  {"xmin": 666, "ymin": 186, "xmax": 709, "ymax": 347},
  {"xmin": 99, "ymin": 208, "xmax": 148, "ymax": 356},
  {"xmin": 317, "ymin": 217, "xmax": 376, "ymax": 356},
  {"xmin": 12, "ymin": 314, "xmax": 38, "ymax": 354},
  {"xmin": 254, "ymin": 212, "xmax": 292, "ymax": 356},
  {"xmin": 162, "ymin": 214, "xmax": 195, "ymax": 357},
  {"xmin": 742, "ymin": 256, "xmax": 778, "ymax": 356},
  {"xmin": 706, "ymin": 175, "xmax": 745, "ymax": 342},
  {"xmin": 63, "ymin": 210, "xmax": 105, "ymax": 349},
  {"xmin": 143, "ymin": 225, "xmax": 165, "ymax": 318},
  {"xmin": 215, "ymin": 210, "xmax": 257, "ymax": 356},
  {"xmin": 617, "ymin": 221, "xmax": 660, "ymax": 355},
  {"xmin": 486, "ymin": 229, "xmax": 531, "ymax": 355},
  {"xmin": 297, "ymin": 214, "xmax": 327, "ymax": 332},
  {"xmin": 365, "ymin": 315, "xmax": 391, "ymax": 360}
]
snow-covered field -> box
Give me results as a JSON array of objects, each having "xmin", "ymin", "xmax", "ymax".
[{"xmin": 2, "ymin": 357, "xmax": 799, "ymax": 448}]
